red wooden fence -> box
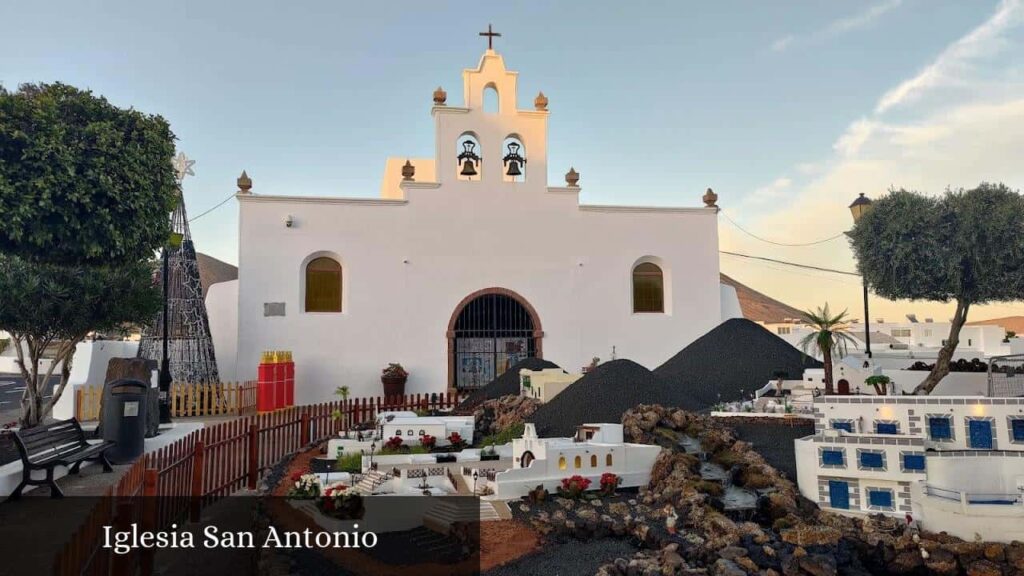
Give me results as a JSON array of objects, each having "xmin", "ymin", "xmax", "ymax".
[{"xmin": 52, "ymin": 391, "xmax": 464, "ymax": 575}]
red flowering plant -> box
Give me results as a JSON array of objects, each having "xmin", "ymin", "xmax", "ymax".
[
  {"xmin": 599, "ymin": 473, "xmax": 621, "ymax": 496},
  {"xmin": 382, "ymin": 435, "xmax": 404, "ymax": 453},
  {"xmin": 420, "ymin": 434, "xmax": 437, "ymax": 450},
  {"xmin": 557, "ymin": 475, "xmax": 592, "ymax": 499},
  {"xmin": 447, "ymin": 432, "xmax": 465, "ymax": 449},
  {"xmin": 318, "ymin": 483, "xmax": 365, "ymax": 519}
]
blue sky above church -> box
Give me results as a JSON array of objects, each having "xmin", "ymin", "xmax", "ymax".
[{"xmin": 3, "ymin": 0, "xmax": 1024, "ymax": 320}]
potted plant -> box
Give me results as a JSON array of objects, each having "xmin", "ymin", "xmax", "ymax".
[{"xmin": 381, "ymin": 363, "xmax": 408, "ymax": 397}]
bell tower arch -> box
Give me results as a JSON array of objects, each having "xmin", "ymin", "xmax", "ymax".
[{"xmin": 431, "ymin": 30, "xmax": 550, "ymax": 187}]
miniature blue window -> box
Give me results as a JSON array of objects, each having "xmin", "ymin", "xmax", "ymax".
[
  {"xmin": 1011, "ymin": 419, "xmax": 1024, "ymax": 442},
  {"xmin": 902, "ymin": 453, "xmax": 925, "ymax": 471},
  {"xmin": 867, "ymin": 489, "xmax": 893, "ymax": 508},
  {"xmin": 928, "ymin": 417, "xmax": 952, "ymax": 440},
  {"xmin": 859, "ymin": 451, "xmax": 884, "ymax": 469},
  {"xmin": 832, "ymin": 421, "xmax": 853, "ymax": 433},
  {"xmin": 875, "ymin": 422, "xmax": 898, "ymax": 435},
  {"xmin": 821, "ymin": 450, "xmax": 844, "ymax": 466}
]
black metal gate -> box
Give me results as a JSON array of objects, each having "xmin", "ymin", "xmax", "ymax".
[{"xmin": 453, "ymin": 294, "xmax": 536, "ymax": 389}]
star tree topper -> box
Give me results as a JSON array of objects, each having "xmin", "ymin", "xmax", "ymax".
[{"xmin": 173, "ymin": 152, "xmax": 196, "ymax": 183}]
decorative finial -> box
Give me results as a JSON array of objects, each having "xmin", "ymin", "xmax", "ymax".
[
  {"xmin": 401, "ymin": 160, "xmax": 415, "ymax": 182},
  {"xmin": 565, "ymin": 167, "xmax": 580, "ymax": 188},
  {"xmin": 479, "ymin": 24, "xmax": 501, "ymax": 51},
  {"xmin": 534, "ymin": 91, "xmax": 548, "ymax": 111},
  {"xmin": 172, "ymin": 152, "xmax": 195, "ymax": 184},
  {"xmin": 237, "ymin": 170, "xmax": 252, "ymax": 193},
  {"xmin": 702, "ymin": 187, "xmax": 718, "ymax": 208},
  {"xmin": 433, "ymin": 86, "xmax": 447, "ymax": 105}
]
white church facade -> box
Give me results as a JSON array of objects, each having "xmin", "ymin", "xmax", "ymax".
[{"xmin": 213, "ymin": 41, "xmax": 725, "ymax": 402}]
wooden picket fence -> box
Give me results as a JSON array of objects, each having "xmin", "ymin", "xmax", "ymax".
[
  {"xmin": 52, "ymin": 390, "xmax": 464, "ymax": 576},
  {"xmin": 74, "ymin": 381, "xmax": 258, "ymax": 422}
]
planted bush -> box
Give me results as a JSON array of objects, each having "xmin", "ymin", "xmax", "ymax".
[
  {"xmin": 599, "ymin": 472, "xmax": 621, "ymax": 496},
  {"xmin": 558, "ymin": 475, "xmax": 592, "ymax": 499},
  {"xmin": 420, "ymin": 434, "xmax": 437, "ymax": 450},
  {"xmin": 382, "ymin": 436, "xmax": 404, "ymax": 453}
]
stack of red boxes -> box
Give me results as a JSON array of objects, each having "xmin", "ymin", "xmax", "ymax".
[
  {"xmin": 257, "ymin": 351, "xmax": 277, "ymax": 412},
  {"xmin": 284, "ymin": 351, "xmax": 295, "ymax": 406},
  {"xmin": 257, "ymin": 350, "xmax": 296, "ymax": 412}
]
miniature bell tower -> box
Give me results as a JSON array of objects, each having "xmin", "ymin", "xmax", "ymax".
[{"xmin": 432, "ymin": 27, "xmax": 549, "ymax": 188}]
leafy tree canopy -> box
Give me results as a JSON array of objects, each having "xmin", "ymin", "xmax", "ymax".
[
  {"xmin": 0, "ymin": 82, "xmax": 178, "ymax": 265},
  {"xmin": 849, "ymin": 183, "xmax": 1024, "ymax": 393},
  {"xmin": 0, "ymin": 253, "xmax": 161, "ymax": 426}
]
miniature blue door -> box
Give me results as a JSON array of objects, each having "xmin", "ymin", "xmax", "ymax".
[
  {"xmin": 969, "ymin": 420, "xmax": 993, "ymax": 449},
  {"xmin": 828, "ymin": 480, "xmax": 850, "ymax": 510}
]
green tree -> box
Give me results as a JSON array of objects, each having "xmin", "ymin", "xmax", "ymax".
[
  {"xmin": 798, "ymin": 304, "xmax": 856, "ymax": 395},
  {"xmin": 849, "ymin": 184, "xmax": 1024, "ymax": 394},
  {"xmin": 0, "ymin": 254, "xmax": 160, "ymax": 427},
  {"xmin": 0, "ymin": 82, "xmax": 177, "ymax": 265}
]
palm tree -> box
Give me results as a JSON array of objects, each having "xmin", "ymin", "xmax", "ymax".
[{"xmin": 798, "ymin": 304, "xmax": 857, "ymax": 395}]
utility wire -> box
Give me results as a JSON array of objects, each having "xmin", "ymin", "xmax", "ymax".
[
  {"xmin": 720, "ymin": 250, "xmax": 860, "ymax": 277},
  {"xmin": 721, "ymin": 210, "xmax": 846, "ymax": 247},
  {"xmin": 188, "ymin": 192, "xmax": 236, "ymax": 223}
]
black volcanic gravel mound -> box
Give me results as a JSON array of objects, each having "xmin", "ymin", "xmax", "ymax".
[
  {"xmin": 528, "ymin": 360, "xmax": 678, "ymax": 437},
  {"xmin": 655, "ymin": 318, "xmax": 822, "ymax": 409},
  {"xmin": 725, "ymin": 420, "xmax": 815, "ymax": 481},
  {"xmin": 458, "ymin": 357, "xmax": 562, "ymax": 410}
]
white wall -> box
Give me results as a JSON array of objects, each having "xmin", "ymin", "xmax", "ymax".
[
  {"xmin": 51, "ymin": 341, "xmax": 140, "ymax": 420},
  {"xmin": 206, "ymin": 280, "xmax": 239, "ymax": 382},
  {"xmin": 720, "ymin": 283, "xmax": 743, "ymax": 321},
  {"xmin": 801, "ymin": 366, "xmax": 989, "ymax": 396},
  {"xmin": 233, "ymin": 51, "xmax": 721, "ymax": 403}
]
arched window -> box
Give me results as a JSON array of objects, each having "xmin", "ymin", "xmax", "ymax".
[
  {"xmin": 456, "ymin": 133, "xmax": 481, "ymax": 181},
  {"xmin": 305, "ymin": 257, "xmax": 342, "ymax": 312},
  {"xmin": 590, "ymin": 454, "xmax": 598, "ymax": 468},
  {"xmin": 606, "ymin": 453, "xmax": 613, "ymax": 467},
  {"xmin": 632, "ymin": 262, "xmax": 664, "ymax": 313},
  {"xmin": 558, "ymin": 456, "xmax": 566, "ymax": 470},
  {"xmin": 483, "ymin": 84, "xmax": 499, "ymax": 113},
  {"xmin": 574, "ymin": 455, "xmax": 582, "ymax": 469},
  {"xmin": 502, "ymin": 136, "xmax": 526, "ymax": 183}
]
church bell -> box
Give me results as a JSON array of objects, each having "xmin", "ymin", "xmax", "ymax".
[
  {"xmin": 502, "ymin": 142, "xmax": 526, "ymax": 178},
  {"xmin": 457, "ymin": 140, "xmax": 480, "ymax": 178}
]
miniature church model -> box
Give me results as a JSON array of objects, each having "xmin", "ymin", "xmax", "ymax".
[{"xmin": 215, "ymin": 29, "xmax": 724, "ymax": 401}]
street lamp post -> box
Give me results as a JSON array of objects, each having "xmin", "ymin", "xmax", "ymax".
[
  {"xmin": 473, "ymin": 471, "xmax": 479, "ymax": 495},
  {"xmin": 849, "ymin": 193, "xmax": 874, "ymax": 359}
]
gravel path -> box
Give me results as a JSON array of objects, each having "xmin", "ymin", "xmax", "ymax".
[{"xmin": 483, "ymin": 537, "xmax": 637, "ymax": 576}]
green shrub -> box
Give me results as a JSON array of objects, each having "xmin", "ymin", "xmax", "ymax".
[
  {"xmin": 335, "ymin": 451, "xmax": 362, "ymax": 473},
  {"xmin": 480, "ymin": 422, "xmax": 525, "ymax": 446}
]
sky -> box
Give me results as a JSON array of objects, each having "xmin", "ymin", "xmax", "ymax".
[{"xmin": 3, "ymin": 0, "xmax": 1024, "ymax": 325}]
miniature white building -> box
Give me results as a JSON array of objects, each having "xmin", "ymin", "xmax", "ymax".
[
  {"xmin": 519, "ymin": 368, "xmax": 580, "ymax": 403},
  {"xmin": 213, "ymin": 38, "xmax": 724, "ymax": 403},
  {"xmin": 795, "ymin": 395, "xmax": 1024, "ymax": 542},
  {"xmin": 380, "ymin": 414, "xmax": 474, "ymax": 446},
  {"xmin": 493, "ymin": 423, "xmax": 661, "ymax": 499}
]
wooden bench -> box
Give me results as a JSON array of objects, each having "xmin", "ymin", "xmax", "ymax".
[{"xmin": 9, "ymin": 418, "xmax": 114, "ymax": 499}]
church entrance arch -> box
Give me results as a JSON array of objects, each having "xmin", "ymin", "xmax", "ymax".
[
  {"xmin": 520, "ymin": 450, "xmax": 536, "ymax": 469},
  {"xmin": 447, "ymin": 288, "xmax": 543, "ymax": 390}
]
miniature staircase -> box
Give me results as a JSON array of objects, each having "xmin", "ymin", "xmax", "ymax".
[
  {"xmin": 352, "ymin": 470, "xmax": 390, "ymax": 495},
  {"xmin": 422, "ymin": 498, "xmax": 501, "ymax": 534}
]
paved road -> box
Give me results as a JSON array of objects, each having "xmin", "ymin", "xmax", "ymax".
[{"xmin": 0, "ymin": 373, "xmax": 57, "ymax": 426}]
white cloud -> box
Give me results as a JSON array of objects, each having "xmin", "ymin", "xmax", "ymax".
[
  {"xmin": 875, "ymin": 0, "xmax": 1024, "ymax": 113},
  {"xmin": 833, "ymin": 118, "xmax": 879, "ymax": 158},
  {"xmin": 771, "ymin": 35, "xmax": 795, "ymax": 52},
  {"xmin": 773, "ymin": 0, "xmax": 903, "ymax": 52}
]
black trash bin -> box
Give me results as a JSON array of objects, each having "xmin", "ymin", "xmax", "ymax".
[{"xmin": 102, "ymin": 378, "xmax": 149, "ymax": 464}]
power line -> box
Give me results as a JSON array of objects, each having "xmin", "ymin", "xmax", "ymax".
[
  {"xmin": 720, "ymin": 210, "xmax": 846, "ymax": 247},
  {"xmin": 188, "ymin": 192, "xmax": 235, "ymax": 223},
  {"xmin": 720, "ymin": 250, "xmax": 860, "ymax": 276}
]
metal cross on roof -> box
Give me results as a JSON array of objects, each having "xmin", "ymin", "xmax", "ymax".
[
  {"xmin": 172, "ymin": 152, "xmax": 196, "ymax": 184},
  {"xmin": 479, "ymin": 24, "xmax": 501, "ymax": 50}
]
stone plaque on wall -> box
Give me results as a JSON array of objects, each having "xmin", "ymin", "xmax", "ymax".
[{"xmin": 264, "ymin": 302, "xmax": 286, "ymax": 317}]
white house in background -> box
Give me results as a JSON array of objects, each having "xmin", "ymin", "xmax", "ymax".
[
  {"xmin": 326, "ymin": 411, "xmax": 474, "ymax": 456},
  {"xmin": 214, "ymin": 38, "xmax": 724, "ymax": 404},
  {"xmin": 764, "ymin": 319, "xmax": 1012, "ymax": 367},
  {"xmin": 519, "ymin": 367, "xmax": 580, "ymax": 403},
  {"xmin": 492, "ymin": 423, "xmax": 660, "ymax": 499},
  {"xmin": 795, "ymin": 395, "xmax": 1024, "ymax": 542}
]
